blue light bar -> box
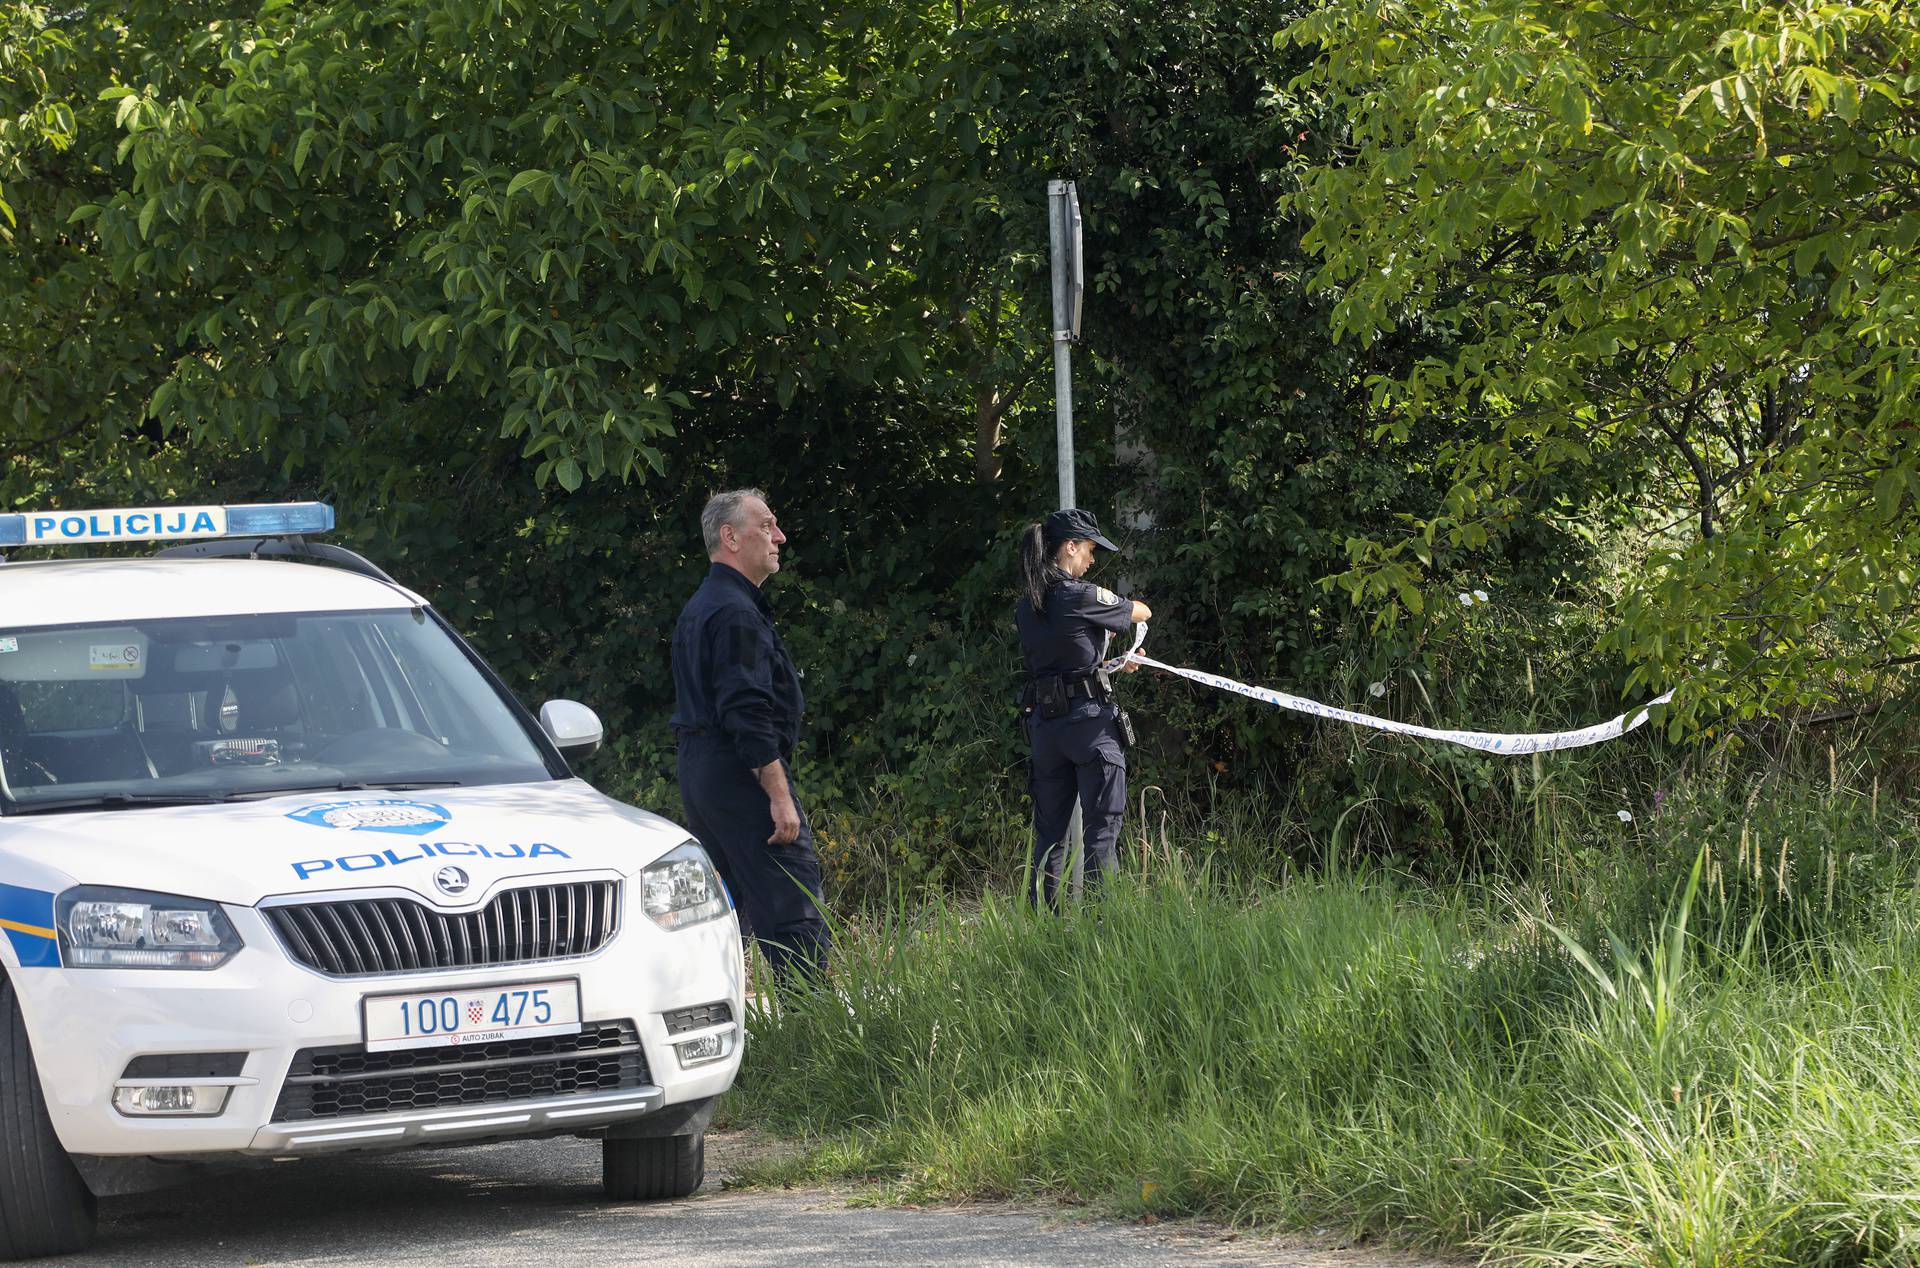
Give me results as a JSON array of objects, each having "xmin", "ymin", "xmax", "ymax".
[
  {"xmin": 225, "ymin": 503, "xmax": 336, "ymax": 536},
  {"xmin": 0, "ymin": 502, "xmax": 334, "ymax": 548}
]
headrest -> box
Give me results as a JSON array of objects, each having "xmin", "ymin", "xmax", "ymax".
[{"xmin": 233, "ymin": 673, "xmax": 301, "ymax": 730}]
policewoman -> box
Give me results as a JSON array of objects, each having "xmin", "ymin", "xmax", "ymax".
[{"xmin": 1016, "ymin": 508, "xmax": 1152, "ymax": 908}]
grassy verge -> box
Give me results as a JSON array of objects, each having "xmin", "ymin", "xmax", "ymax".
[{"xmin": 731, "ymin": 774, "xmax": 1920, "ymax": 1266}]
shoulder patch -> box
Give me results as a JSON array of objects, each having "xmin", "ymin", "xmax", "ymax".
[{"xmin": 1095, "ymin": 587, "xmax": 1120, "ymax": 606}]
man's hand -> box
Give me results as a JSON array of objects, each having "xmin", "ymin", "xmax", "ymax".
[
  {"xmin": 767, "ymin": 792, "xmax": 801, "ymax": 845},
  {"xmin": 753, "ymin": 758, "xmax": 802, "ymax": 846}
]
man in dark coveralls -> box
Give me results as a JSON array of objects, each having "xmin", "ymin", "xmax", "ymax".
[{"xmin": 670, "ymin": 488, "xmax": 828, "ymax": 984}]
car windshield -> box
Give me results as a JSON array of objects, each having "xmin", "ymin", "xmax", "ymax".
[{"xmin": 0, "ymin": 609, "xmax": 556, "ymax": 812}]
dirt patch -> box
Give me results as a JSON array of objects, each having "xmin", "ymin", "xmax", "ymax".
[
  {"xmin": 704, "ymin": 1126, "xmax": 812, "ymax": 1183},
  {"xmin": 704, "ymin": 1128, "xmax": 1475, "ymax": 1267}
]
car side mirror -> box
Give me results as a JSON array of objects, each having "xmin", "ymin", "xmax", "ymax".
[{"xmin": 538, "ymin": 699, "xmax": 604, "ymax": 761}]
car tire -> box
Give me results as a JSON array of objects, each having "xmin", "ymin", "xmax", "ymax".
[
  {"xmin": 0, "ymin": 976, "xmax": 96, "ymax": 1259},
  {"xmin": 602, "ymin": 1131, "xmax": 704, "ymax": 1201}
]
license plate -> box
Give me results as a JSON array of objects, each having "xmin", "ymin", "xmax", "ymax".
[{"xmin": 362, "ymin": 979, "xmax": 581, "ymax": 1053}]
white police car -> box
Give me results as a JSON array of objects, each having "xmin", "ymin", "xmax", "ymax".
[{"xmin": 0, "ymin": 503, "xmax": 744, "ymax": 1257}]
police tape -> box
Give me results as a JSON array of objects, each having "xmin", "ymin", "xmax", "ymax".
[{"xmin": 1104, "ymin": 626, "xmax": 1674, "ymax": 756}]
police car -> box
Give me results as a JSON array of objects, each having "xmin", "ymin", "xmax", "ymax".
[{"xmin": 0, "ymin": 503, "xmax": 744, "ymax": 1258}]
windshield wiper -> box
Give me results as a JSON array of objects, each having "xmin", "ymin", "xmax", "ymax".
[
  {"xmin": 12, "ymin": 791, "xmax": 236, "ymax": 814},
  {"xmin": 7, "ymin": 780, "xmax": 467, "ymax": 814},
  {"xmin": 229, "ymin": 780, "xmax": 464, "ymax": 800}
]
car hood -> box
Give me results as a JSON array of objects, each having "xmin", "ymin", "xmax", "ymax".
[{"xmin": 0, "ymin": 780, "xmax": 691, "ymax": 906}]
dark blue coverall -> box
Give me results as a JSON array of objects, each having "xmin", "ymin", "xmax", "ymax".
[
  {"xmin": 1016, "ymin": 579, "xmax": 1135, "ymax": 908},
  {"xmin": 670, "ymin": 563, "xmax": 827, "ymax": 983}
]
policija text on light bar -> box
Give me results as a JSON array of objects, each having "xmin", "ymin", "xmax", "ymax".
[{"xmin": 0, "ymin": 503, "xmax": 336, "ymax": 548}]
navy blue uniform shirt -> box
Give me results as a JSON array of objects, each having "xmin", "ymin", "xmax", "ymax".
[
  {"xmin": 670, "ymin": 563, "xmax": 804, "ymax": 770},
  {"xmin": 1016, "ymin": 578, "xmax": 1134, "ymax": 677}
]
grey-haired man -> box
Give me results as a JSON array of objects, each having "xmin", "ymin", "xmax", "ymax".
[{"xmin": 669, "ymin": 489, "xmax": 827, "ymax": 984}]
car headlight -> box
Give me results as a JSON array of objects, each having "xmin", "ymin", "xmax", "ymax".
[
  {"xmin": 639, "ymin": 841, "xmax": 730, "ymax": 931},
  {"xmin": 56, "ymin": 886, "xmax": 243, "ymax": 969}
]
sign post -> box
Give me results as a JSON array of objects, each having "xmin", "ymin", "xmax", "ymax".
[
  {"xmin": 1047, "ymin": 179, "xmax": 1089, "ymax": 897},
  {"xmin": 1047, "ymin": 180, "xmax": 1083, "ymax": 509}
]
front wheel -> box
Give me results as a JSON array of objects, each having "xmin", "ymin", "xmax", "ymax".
[
  {"xmin": 0, "ymin": 977, "xmax": 96, "ymax": 1259},
  {"xmin": 602, "ymin": 1131, "xmax": 704, "ymax": 1201}
]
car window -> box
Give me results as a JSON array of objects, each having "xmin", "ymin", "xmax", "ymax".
[{"xmin": 0, "ymin": 609, "xmax": 557, "ymax": 808}]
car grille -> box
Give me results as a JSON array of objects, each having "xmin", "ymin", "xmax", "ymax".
[
  {"xmin": 264, "ymin": 881, "xmax": 620, "ymax": 976},
  {"xmin": 270, "ymin": 1021, "xmax": 647, "ymax": 1123}
]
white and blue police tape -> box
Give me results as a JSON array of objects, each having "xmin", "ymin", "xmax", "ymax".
[{"xmin": 1106, "ymin": 626, "xmax": 1673, "ymax": 756}]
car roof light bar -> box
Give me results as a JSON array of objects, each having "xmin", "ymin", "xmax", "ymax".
[{"xmin": 0, "ymin": 502, "xmax": 335, "ymax": 548}]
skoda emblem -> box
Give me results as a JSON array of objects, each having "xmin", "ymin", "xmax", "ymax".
[{"xmin": 433, "ymin": 866, "xmax": 470, "ymax": 897}]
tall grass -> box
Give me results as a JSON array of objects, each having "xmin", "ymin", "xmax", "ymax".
[{"xmin": 732, "ymin": 769, "xmax": 1920, "ymax": 1265}]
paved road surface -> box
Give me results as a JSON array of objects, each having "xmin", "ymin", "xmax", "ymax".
[{"xmin": 30, "ymin": 1132, "xmax": 1457, "ymax": 1267}]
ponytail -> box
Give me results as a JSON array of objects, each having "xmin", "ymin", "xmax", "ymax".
[{"xmin": 1019, "ymin": 523, "xmax": 1070, "ymax": 613}]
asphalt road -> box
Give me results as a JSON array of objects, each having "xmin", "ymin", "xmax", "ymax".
[{"xmin": 28, "ymin": 1132, "xmax": 1457, "ymax": 1268}]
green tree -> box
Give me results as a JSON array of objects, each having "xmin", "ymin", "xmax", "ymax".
[
  {"xmin": 0, "ymin": 3, "xmax": 229, "ymax": 509},
  {"xmin": 3, "ymin": 0, "xmax": 1656, "ymax": 877},
  {"xmin": 1287, "ymin": 0, "xmax": 1920, "ymax": 730},
  {"xmin": 4, "ymin": 0, "xmax": 1034, "ymax": 493}
]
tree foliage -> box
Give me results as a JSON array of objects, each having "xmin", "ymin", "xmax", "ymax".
[
  {"xmin": 2, "ymin": 0, "xmax": 1780, "ymax": 880},
  {"xmin": 1014, "ymin": 0, "xmax": 1417, "ymax": 773},
  {"xmin": 5, "ymin": 0, "xmax": 1029, "ymax": 491},
  {"xmin": 1012, "ymin": 0, "xmax": 1609, "ymax": 856},
  {"xmin": 1288, "ymin": 0, "xmax": 1920, "ymax": 729},
  {"xmin": 1, "ymin": 3, "xmax": 216, "ymax": 508}
]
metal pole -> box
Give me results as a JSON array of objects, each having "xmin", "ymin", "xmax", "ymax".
[
  {"xmin": 1047, "ymin": 180, "xmax": 1076, "ymax": 511},
  {"xmin": 1047, "ymin": 179, "xmax": 1085, "ymax": 898}
]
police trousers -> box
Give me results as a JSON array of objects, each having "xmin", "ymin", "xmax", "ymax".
[
  {"xmin": 676, "ymin": 734, "xmax": 828, "ymax": 985},
  {"xmin": 1027, "ymin": 701, "xmax": 1127, "ymax": 909}
]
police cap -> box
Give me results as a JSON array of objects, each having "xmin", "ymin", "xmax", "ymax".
[{"xmin": 1043, "ymin": 507, "xmax": 1119, "ymax": 552}]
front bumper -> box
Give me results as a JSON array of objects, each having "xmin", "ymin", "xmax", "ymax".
[
  {"xmin": 254, "ymin": 1085, "xmax": 665, "ymax": 1154},
  {"xmin": 11, "ymin": 895, "xmax": 744, "ymax": 1158}
]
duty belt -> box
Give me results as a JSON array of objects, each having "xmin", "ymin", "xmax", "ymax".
[
  {"xmin": 1021, "ymin": 671, "xmax": 1100, "ymax": 694},
  {"xmin": 1020, "ymin": 669, "xmax": 1111, "ymax": 714}
]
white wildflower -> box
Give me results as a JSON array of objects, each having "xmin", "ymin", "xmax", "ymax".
[
  {"xmin": 1457, "ymin": 592, "xmax": 1473, "ymax": 606},
  {"xmin": 1473, "ymin": 588, "xmax": 1489, "ymax": 603},
  {"xmin": 1617, "ymin": 809, "xmax": 1633, "ymax": 823},
  {"xmin": 1368, "ymin": 681, "xmax": 1386, "ymax": 698},
  {"xmin": 906, "ymin": 653, "xmax": 918, "ymax": 667}
]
